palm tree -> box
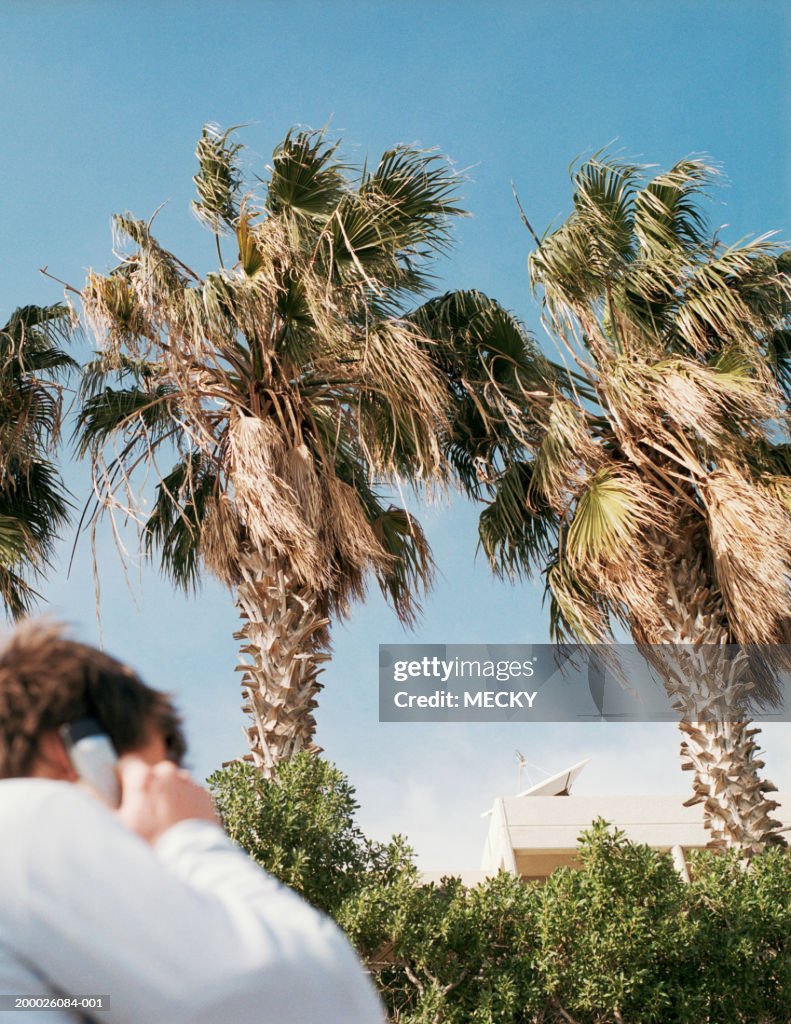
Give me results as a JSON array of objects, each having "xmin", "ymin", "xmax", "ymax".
[
  {"xmin": 78, "ymin": 125, "xmax": 463, "ymax": 774},
  {"xmin": 0, "ymin": 304, "xmax": 74, "ymax": 617},
  {"xmin": 421, "ymin": 157, "xmax": 791, "ymax": 855}
]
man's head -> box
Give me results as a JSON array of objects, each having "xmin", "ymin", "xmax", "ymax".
[{"xmin": 0, "ymin": 619, "xmax": 186, "ymax": 779}]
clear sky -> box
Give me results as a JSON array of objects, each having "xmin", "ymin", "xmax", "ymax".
[{"xmin": 2, "ymin": 1, "xmax": 790, "ymax": 868}]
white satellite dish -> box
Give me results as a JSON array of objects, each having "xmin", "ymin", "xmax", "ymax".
[
  {"xmin": 480, "ymin": 758, "xmax": 590, "ymax": 817},
  {"xmin": 515, "ymin": 759, "xmax": 588, "ymax": 798}
]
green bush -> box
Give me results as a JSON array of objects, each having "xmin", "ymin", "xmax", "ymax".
[
  {"xmin": 209, "ymin": 756, "xmax": 791, "ymax": 1023},
  {"xmin": 208, "ymin": 756, "xmax": 415, "ymax": 918}
]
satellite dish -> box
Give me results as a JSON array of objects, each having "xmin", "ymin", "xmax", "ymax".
[{"xmin": 515, "ymin": 759, "xmax": 588, "ymax": 798}]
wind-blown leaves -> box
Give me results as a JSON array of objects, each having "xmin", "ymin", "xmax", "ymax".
[
  {"xmin": 369, "ymin": 505, "xmax": 433, "ymax": 627},
  {"xmin": 361, "ymin": 146, "xmax": 463, "ymax": 258},
  {"xmin": 405, "ymin": 290, "xmax": 569, "ymax": 497},
  {"xmin": 193, "ymin": 124, "xmax": 243, "ymax": 233},
  {"xmin": 571, "ymin": 155, "xmax": 640, "ymax": 270},
  {"xmin": 322, "ymin": 144, "xmax": 464, "ymax": 302},
  {"xmin": 633, "ymin": 159, "xmax": 713, "ymax": 256},
  {"xmin": 704, "ymin": 469, "xmax": 791, "ymax": 645}
]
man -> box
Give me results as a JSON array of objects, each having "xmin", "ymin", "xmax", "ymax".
[{"xmin": 0, "ymin": 620, "xmax": 385, "ymax": 1023}]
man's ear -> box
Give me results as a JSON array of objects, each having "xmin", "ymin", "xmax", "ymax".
[{"xmin": 32, "ymin": 731, "xmax": 79, "ymax": 782}]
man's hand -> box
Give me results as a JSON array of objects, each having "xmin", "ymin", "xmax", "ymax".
[{"xmin": 117, "ymin": 757, "xmax": 219, "ymax": 844}]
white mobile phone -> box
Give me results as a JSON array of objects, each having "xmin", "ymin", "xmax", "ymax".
[{"xmin": 59, "ymin": 718, "xmax": 121, "ymax": 808}]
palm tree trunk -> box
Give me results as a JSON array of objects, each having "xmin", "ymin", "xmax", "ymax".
[
  {"xmin": 234, "ymin": 545, "xmax": 331, "ymax": 778},
  {"xmin": 652, "ymin": 546, "xmax": 785, "ymax": 857}
]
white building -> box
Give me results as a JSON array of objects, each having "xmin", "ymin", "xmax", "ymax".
[{"xmin": 422, "ymin": 761, "xmax": 791, "ymax": 885}]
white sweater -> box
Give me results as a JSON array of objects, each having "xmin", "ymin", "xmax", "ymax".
[{"xmin": 0, "ymin": 779, "xmax": 385, "ymax": 1023}]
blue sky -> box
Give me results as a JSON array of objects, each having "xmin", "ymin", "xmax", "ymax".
[{"xmin": 2, "ymin": 1, "xmax": 790, "ymax": 867}]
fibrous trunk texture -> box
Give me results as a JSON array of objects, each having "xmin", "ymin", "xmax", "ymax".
[
  {"xmin": 234, "ymin": 546, "xmax": 330, "ymax": 778},
  {"xmin": 653, "ymin": 546, "xmax": 784, "ymax": 857}
]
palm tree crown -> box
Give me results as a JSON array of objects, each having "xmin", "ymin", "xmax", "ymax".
[
  {"xmin": 434, "ymin": 156, "xmax": 791, "ymax": 853},
  {"xmin": 78, "ymin": 125, "xmax": 464, "ymax": 769}
]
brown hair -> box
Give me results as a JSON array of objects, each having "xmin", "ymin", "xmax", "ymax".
[{"xmin": 0, "ymin": 619, "xmax": 186, "ymax": 778}]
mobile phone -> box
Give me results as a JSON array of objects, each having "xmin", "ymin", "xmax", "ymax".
[{"xmin": 59, "ymin": 718, "xmax": 121, "ymax": 808}]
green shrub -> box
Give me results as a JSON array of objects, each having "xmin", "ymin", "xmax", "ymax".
[
  {"xmin": 208, "ymin": 756, "xmax": 415, "ymax": 918},
  {"xmin": 209, "ymin": 756, "xmax": 791, "ymax": 1023}
]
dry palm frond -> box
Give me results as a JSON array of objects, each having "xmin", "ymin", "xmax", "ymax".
[
  {"xmin": 355, "ymin": 319, "xmax": 450, "ymax": 479},
  {"xmin": 323, "ymin": 473, "xmax": 389, "ymax": 583},
  {"xmin": 82, "ymin": 272, "xmax": 154, "ymax": 351},
  {"xmin": 530, "ymin": 396, "xmax": 600, "ymax": 512},
  {"xmin": 704, "ymin": 467, "xmax": 791, "ymax": 644},
  {"xmin": 226, "ymin": 412, "xmax": 322, "ymax": 585},
  {"xmin": 651, "ymin": 358, "xmax": 774, "ymax": 449},
  {"xmin": 546, "ymin": 557, "xmax": 611, "ymax": 644},
  {"xmin": 200, "ymin": 494, "xmax": 242, "ymax": 587}
]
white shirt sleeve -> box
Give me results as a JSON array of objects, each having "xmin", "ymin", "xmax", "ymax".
[{"xmin": 0, "ymin": 780, "xmax": 384, "ymax": 1024}]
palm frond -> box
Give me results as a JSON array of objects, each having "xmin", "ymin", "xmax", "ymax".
[
  {"xmin": 369, "ymin": 505, "xmax": 433, "ymax": 626},
  {"xmin": 265, "ymin": 129, "xmax": 345, "ymax": 222},
  {"xmin": 0, "ymin": 460, "xmax": 70, "ymax": 544},
  {"xmin": 407, "ymin": 289, "xmax": 550, "ymax": 388},
  {"xmin": 674, "ymin": 236, "xmax": 783, "ymax": 354},
  {"xmin": 1, "ymin": 302, "xmax": 75, "ymax": 352},
  {"xmin": 545, "ymin": 556, "xmax": 611, "ymax": 644},
  {"xmin": 82, "ymin": 271, "xmax": 153, "ymax": 351},
  {"xmin": 566, "ymin": 468, "xmax": 653, "ymax": 567},
  {"xmin": 0, "ymin": 460, "xmax": 71, "ymax": 620},
  {"xmin": 143, "ymin": 453, "xmax": 220, "ymax": 591},
  {"xmin": 633, "ymin": 159, "xmax": 714, "ymax": 256},
  {"xmin": 192, "ymin": 123, "xmax": 243, "ymax": 233},
  {"xmin": 362, "ymin": 145, "xmax": 464, "ymax": 257},
  {"xmin": 406, "ymin": 290, "xmax": 572, "ymax": 484},
  {"xmin": 112, "ymin": 215, "xmax": 191, "ymax": 301},
  {"xmin": 323, "ymin": 146, "xmax": 464, "ymax": 300},
  {"xmin": 764, "ymin": 328, "xmax": 791, "ymax": 399},
  {"xmin": 704, "ymin": 468, "xmax": 791, "ymax": 646},
  {"xmin": 530, "ymin": 398, "xmax": 599, "ymax": 511},
  {"xmin": 0, "ymin": 567, "xmax": 38, "ymax": 620},
  {"xmin": 0, "ymin": 377, "xmax": 62, "ymax": 460},
  {"xmin": 354, "ymin": 319, "xmax": 450, "ymax": 479},
  {"xmin": 0, "ymin": 302, "xmax": 73, "ymax": 617},
  {"xmin": 529, "ymin": 217, "xmax": 603, "ymax": 309},
  {"xmin": 0, "ymin": 515, "xmax": 33, "ymax": 566},
  {"xmin": 572, "ymin": 154, "xmax": 640, "ymax": 266},
  {"xmin": 236, "ymin": 207, "xmax": 267, "ymax": 277},
  {"xmin": 479, "ymin": 461, "xmax": 556, "ymax": 579},
  {"xmin": 76, "ymin": 384, "xmax": 178, "ymax": 455},
  {"xmin": 80, "ymin": 351, "xmax": 161, "ymax": 400},
  {"xmin": 0, "ymin": 303, "xmax": 76, "ymax": 449}
]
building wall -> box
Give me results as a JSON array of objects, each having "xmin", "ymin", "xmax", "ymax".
[{"xmin": 479, "ymin": 793, "xmax": 790, "ymax": 880}]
